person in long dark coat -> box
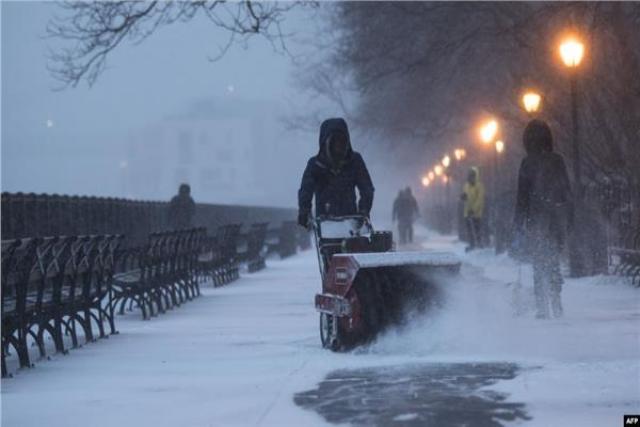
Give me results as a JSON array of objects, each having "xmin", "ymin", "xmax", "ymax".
[
  {"xmin": 297, "ymin": 118, "xmax": 375, "ymax": 227},
  {"xmin": 392, "ymin": 190, "xmax": 408, "ymax": 244},
  {"xmin": 404, "ymin": 186, "xmax": 419, "ymax": 243},
  {"xmin": 168, "ymin": 183, "xmax": 196, "ymax": 230},
  {"xmin": 393, "ymin": 187, "xmax": 419, "ymax": 244},
  {"xmin": 513, "ymin": 119, "xmax": 573, "ymax": 319}
]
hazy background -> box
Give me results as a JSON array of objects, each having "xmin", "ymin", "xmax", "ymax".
[
  {"xmin": 2, "ymin": 1, "xmax": 336, "ymax": 209},
  {"xmin": 2, "ymin": 1, "xmax": 418, "ymax": 218}
]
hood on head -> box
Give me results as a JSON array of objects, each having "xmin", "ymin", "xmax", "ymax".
[
  {"xmin": 523, "ymin": 119, "xmax": 554, "ymax": 155},
  {"xmin": 179, "ymin": 183, "xmax": 191, "ymax": 196},
  {"xmin": 318, "ymin": 118, "xmax": 352, "ymax": 154},
  {"xmin": 468, "ymin": 166, "xmax": 480, "ymax": 184}
]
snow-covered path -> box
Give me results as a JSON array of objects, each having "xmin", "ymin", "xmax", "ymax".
[
  {"xmin": 2, "ymin": 231, "xmax": 639, "ymax": 426},
  {"xmin": 1, "ymin": 252, "xmax": 334, "ymax": 427}
]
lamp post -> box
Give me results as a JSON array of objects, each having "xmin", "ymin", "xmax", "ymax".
[
  {"xmin": 560, "ymin": 35, "xmax": 586, "ymax": 276},
  {"xmin": 478, "ymin": 119, "xmax": 500, "ymax": 196},
  {"xmin": 494, "ymin": 140, "xmax": 505, "ymax": 197},
  {"xmin": 492, "ymin": 140, "xmax": 506, "ymax": 253},
  {"xmin": 442, "ymin": 174, "xmax": 451, "ymax": 230},
  {"xmin": 559, "ymin": 36, "xmax": 585, "ymax": 199}
]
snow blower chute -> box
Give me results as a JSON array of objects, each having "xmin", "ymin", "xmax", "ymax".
[{"xmin": 312, "ymin": 215, "xmax": 461, "ymax": 350}]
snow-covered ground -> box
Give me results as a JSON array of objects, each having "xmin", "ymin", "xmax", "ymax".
[{"xmin": 2, "ymin": 227, "xmax": 639, "ymax": 426}]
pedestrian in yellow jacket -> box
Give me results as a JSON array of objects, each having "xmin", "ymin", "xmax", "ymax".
[{"xmin": 461, "ymin": 167, "xmax": 485, "ymax": 251}]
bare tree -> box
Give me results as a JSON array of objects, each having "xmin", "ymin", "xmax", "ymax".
[
  {"xmin": 305, "ymin": 2, "xmax": 640, "ymax": 198},
  {"xmin": 47, "ymin": 1, "xmax": 307, "ymax": 88}
]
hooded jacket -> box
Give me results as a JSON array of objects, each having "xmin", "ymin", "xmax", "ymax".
[
  {"xmin": 298, "ymin": 118, "xmax": 375, "ymax": 217},
  {"xmin": 463, "ymin": 167, "xmax": 485, "ymax": 218},
  {"xmin": 514, "ymin": 120, "xmax": 573, "ymax": 249},
  {"xmin": 393, "ymin": 189, "xmax": 419, "ymax": 223}
]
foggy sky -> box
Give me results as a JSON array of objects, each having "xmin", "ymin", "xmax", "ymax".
[
  {"xmin": 2, "ymin": 1, "xmax": 427, "ymax": 219},
  {"xmin": 1, "ymin": 1, "xmax": 322, "ymax": 207}
]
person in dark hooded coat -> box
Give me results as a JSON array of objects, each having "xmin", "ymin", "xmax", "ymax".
[
  {"xmin": 513, "ymin": 119, "xmax": 573, "ymax": 318},
  {"xmin": 168, "ymin": 183, "xmax": 196, "ymax": 229},
  {"xmin": 393, "ymin": 187, "xmax": 419, "ymax": 244},
  {"xmin": 297, "ymin": 118, "xmax": 375, "ymax": 227}
]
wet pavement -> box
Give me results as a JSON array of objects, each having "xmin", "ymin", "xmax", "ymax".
[{"xmin": 294, "ymin": 362, "xmax": 531, "ymax": 426}]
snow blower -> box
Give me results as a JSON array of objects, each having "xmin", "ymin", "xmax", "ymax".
[{"xmin": 312, "ymin": 215, "xmax": 461, "ymax": 350}]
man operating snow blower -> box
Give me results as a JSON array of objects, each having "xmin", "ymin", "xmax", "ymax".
[
  {"xmin": 297, "ymin": 118, "xmax": 460, "ymax": 351},
  {"xmin": 297, "ymin": 117, "xmax": 375, "ymax": 228}
]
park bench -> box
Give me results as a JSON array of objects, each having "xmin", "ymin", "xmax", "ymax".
[
  {"xmin": 267, "ymin": 221, "xmax": 299, "ymax": 259},
  {"xmin": 208, "ymin": 224, "xmax": 242, "ymax": 286},
  {"xmin": 1, "ymin": 234, "xmax": 121, "ymax": 377},
  {"xmin": 112, "ymin": 228, "xmax": 203, "ymax": 320},
  {"xmin": 609, "ymin": 225, "xmax": 640, "ymax": 286},
  {"xmin": 244, "ymin": 223, "xmax": 269, "ymax": 273}
]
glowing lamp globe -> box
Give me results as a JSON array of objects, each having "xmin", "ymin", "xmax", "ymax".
[
  {"xmin": 480, "ymin": 120, "xmax": 498, "ymax": 144},
  {"xmin": 560, "ymin": 38, "xmax": 585, "ymax": 68}
]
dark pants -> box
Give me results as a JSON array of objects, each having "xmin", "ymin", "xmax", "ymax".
[
  {"xmin": 531, "ymin": 234, "xmax": 564, "ymax": 318},
  {"xmin": 398, "ymin": 221, "xmax": 413, "ymax": 244},
  {"xmin": 465, "ymin": 217, "xmax": 482, "ymax": 249}
]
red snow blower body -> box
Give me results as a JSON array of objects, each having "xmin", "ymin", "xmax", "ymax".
[{"xmin": 312, "ymin": 215, "xmax": 460, "ymax": 350}]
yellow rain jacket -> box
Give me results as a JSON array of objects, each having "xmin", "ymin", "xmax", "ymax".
[{"xmin": 463, "ymin": 167, "xmax": 485, "ymax": 218}]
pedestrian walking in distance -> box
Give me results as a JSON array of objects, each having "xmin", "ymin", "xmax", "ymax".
[
  {"xmin": 392, "ymin": 187, "xmax": 419, "ymax": 244},
  {"xmin": 168, "ymin": 183, "xmax": 196, "ymax": 230},
  {"xmin": 461, "ymin": 167, "xmax": 485, "ymax": 251}
]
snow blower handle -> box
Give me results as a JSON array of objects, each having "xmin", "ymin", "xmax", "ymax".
[
  {"xmin": 310, "ymin": 215, "xmax": 326, "ymax": 281},
  {"xmin": 310, "ymin": 214, "xmax": 373, "ymax": 281}
]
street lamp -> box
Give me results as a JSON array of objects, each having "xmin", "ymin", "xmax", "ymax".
[
  {"xmin": 480, "ymin": 119, "xmax": 498, "ymax": 144},
  {"xmin": 559, "ymin": 35, "xmax": 585, "ymax": 195},
  {"xmin": 560, "ymin": 38, "xmax": 585, "ymax": 68},
  {"xmin": 442, "ymin": 155, "xmax": 451, "ymax": 168},
  {"xmin": 493, "ymin": 140, "xmax": 505, "ymax": 192},
  {"xmin": 428, "ymin": 171, "xmax": 435, "ymax": 181},
  {"xmin": 454, "ymin": 148, "xmax": 466, "ymax": 161},
  {"xmin": 422, "ymin": 176, "xmax": 430, "ymax": 187},
  {"xmin": 434, "ymin": 165, "xmax": 443, "ymax": 176},
  {"xmin": 522, "ymin": 91, "xmax": 542, "ymax": 114},
  {"xmin": 560, "ymin": 34, "xmax": 586, "ymax": 276}
]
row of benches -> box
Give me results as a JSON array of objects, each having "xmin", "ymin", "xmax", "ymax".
[
  {"xmin": 2, "ymin": 221, "xmax": 309, "ymax": 377},
  {"xmin": 2, "ymin": 234, "xmax": 122, "ymax": 376}
]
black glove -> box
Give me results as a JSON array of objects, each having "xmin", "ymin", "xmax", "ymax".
[{"xmin": 297, "ymin": 211, "xmax": 309, "ymax": 229}]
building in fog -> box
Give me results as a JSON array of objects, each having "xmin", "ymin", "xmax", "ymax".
[{"xmin": 123, "ymin": 97, "xmax": 304, "ymax": 206}]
